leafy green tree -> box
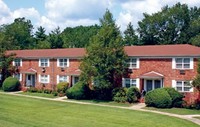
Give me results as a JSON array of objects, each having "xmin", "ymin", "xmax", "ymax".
[
  {"xmin": 62, "ymin": 25, "xmax": 100, "ymax": 48},
  {"xmin": 48, "ymin": 27, "xmax": 64, "ymax": 49},
  {"xmin": 138, "ymin": 3, "xmax": 200, "ymax": 45},
  {"xmin": 123, "ymin": 22, "xmax": 138, "ymax": 46},
  {"xmin": 192, "ymin": 59, "xmax": 200, "ymax": 103},
  {"xmin": 0, "ymin": 52, "xmax": 15, "ymax": 87},
  {"xmin": 80, "ymin": 10, "xmax": 127, "ymax": 100},
  {"xmin": 1, "ymin": 17, "xmax": 34, "ymax": 49}
]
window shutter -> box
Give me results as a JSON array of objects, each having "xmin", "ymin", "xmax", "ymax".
[
  {"xmin": 136, "ymin": 78, "xmax": 140, "ymax": 89},
  {"xmin": 20, "ymin": 59, "xmax": 22, "ymax": 66},
  {"xmin": 190, "ymin": 81, "xmax": 193, "ymax": 92},
  {"xmin": 19, "ymin": 73, "xmax": 22, "ymax": 81},
  {"xmin": 190, "ymin": 58, "xmax": 194, "ymax": 69},
  {"xmin": 57, "ymin": 59, "xmax": 60, "ymax": 67},
  {"xmin": 47, "ymin": 59, "xmax": 50, "ymax": 67},
  {"xmin": 172, "ymin": 80, "xmax": 176, "ymax": 89},
  {"xmin": 172, "ymin": 58, "xmax": 176, "ymax": 69},
  {"xmin": 38, "ymin": 74, "xmax": 41, "ymax": 83},
  {"xmin": 122, "ymin": 78, "xmax": 125, "ymax": 87},
  {"xmin": 136, "ymin": 58, "xmax": 140, "ymax": 69},
  {"xmin": 67, "ymin": 59, "xmax": 69, "ymax": 67},
  {"xmin": 39, "ymin": 59, "xmax": 41, "ymax": 67},
  {"xmin": 47, "ymin": 75, "xmax": 50, "ymax": 83},
  {"xmin": 57, "ymin": 75, "xmax": 59, "ymax": 84},
  {"xmin": 67, "ymin": 76, "xmax": 69, "ymax": 82}
]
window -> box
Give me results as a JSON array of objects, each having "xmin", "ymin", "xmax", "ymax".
[
  {"xmin": 128, "ymin": 58, "xmax": 139, "ymax": 69},
  {"xmin": 39, "ymin": 59, "xmax": 49, "ymax": 67},
  {"xmin": 39, "ymin": 75, "xmax": 49, "ymax": 83},
  {"xmin": 13, "ymin": 59, "xmax": 22, "ymax": 66},
  {"xmin": 174, "ymin": 80, "xmax": 192, "ymax": 92},
  {"xmin": 172, "ymin": 58, "xmax": 193, "ymax": 69},
  {"xmin": 13, "ymin": 73, "xmax": 22, "ymax": 81},
  {"xmin": 57, "ymin": 58, "xmax": 69, "ymax": 67},
  {"xmin": 57, "ymin": 75, "xmax": 68, "ymax": 83},
  {"xmin": 123, "ymin": 78, "xmax": 137, "ymax": 88}
]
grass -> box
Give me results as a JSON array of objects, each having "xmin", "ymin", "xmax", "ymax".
[
  {"xmin": 67, "ymin": 99, "xmax": 134, "ymax": 107},
  {"xmin": 144, "ymin": 107, "xmax": 200, "ymax": 115},
  {"xmin": 0, "ymin": 94, "xmax": 199, "ymax": 127},
  {"xmin": 18, "ymin": 91, "xmax": 58, "ymax": 98}
]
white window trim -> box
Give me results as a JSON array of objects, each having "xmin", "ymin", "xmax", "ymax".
[
  {"xmin": 122, "ymin": 78, "xmax": 139, "ymax": 89},
  {"xmin": 172, "ymin": 57, "xmax": 193, "ymax": 70},
  {"xmin": 39, "ymin": 58, "xmax": 50, "ymax": 67},
  {"xmin": 172, "ymin": 80, "xmax": 193, "ymax": 92},
  {"xmin": 13, "ymin": 73, "xmax": 22, "ymax": 81},
  {"xmin": 57, "ymin": 58, "xmax": 69, "ymax": 67},
  {"xmin": 13, "ymin": 59, "xmax": 22, "ymax": 67},
  {"xmin": 39, "ymin": 74, "xmax": 50, "ymax": 83},
  {"xmin": 128, "ymin": 58, "xmax": 139, "ymax": 69},
  {"xmin": 57, "ymin": 75, "xmax": 69, "ymax": 84}
]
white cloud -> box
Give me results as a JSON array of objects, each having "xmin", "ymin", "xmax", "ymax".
[
  {"xmin": 12, "ymin": 8, "xmax": 40, "ymax": 21},
  {"xmin": 1, "ymin": 0, "xmax": 200, "ymax": 33}
]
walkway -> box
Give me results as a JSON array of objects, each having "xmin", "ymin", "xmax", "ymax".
[{"xmin": 1, "ymin": 91, "xmax": 200, "ymax": 125}]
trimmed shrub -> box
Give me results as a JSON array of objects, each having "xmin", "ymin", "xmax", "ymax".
[
  {"xmin": 52, "ymin": 91, "xmax": 58, "ymax": 96},
  {"xmin": 112, "ymin": 87, "xmax": 127, "ymax": 103},
  {"xmin": 27, "ymin": 87, "xmax": 38, "ymax": 93},
  {"xmin": 43, "ymin": 89, "xmax": 52, "ymax": 94},
  {"xmin": 127, "ymin": 86, "xmax": 141, "ymax": 103},
  {"xmin": 2, "ymin": 77, "xmax": 20, "ymax": 92},
  {"xmin": 66, "ymin": 82, "xmax": 90, "ymax": 100},
  {"xmin": 57, "ymin": 82, "xmax": 69, "ymax": 93},
  {"xmin": 145, "ymin": 88, "xmax": 172, "ymax": 108},
  {"xmin": 163, "ymin": 87, "xmax": 184, "ymax": 107}
]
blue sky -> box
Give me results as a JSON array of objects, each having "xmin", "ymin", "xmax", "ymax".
[{"xmin": 1, "ymin": 0, "xmax": 200, "ymax": 33}]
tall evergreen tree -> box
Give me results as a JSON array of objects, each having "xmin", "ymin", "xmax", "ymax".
[
  {"xmin": 80, "ymin": 10, "xmax": 127, "ymax": 100},
  {"xmin": 48, "ymin": 27, "xmax": 64, "ymax": 49},
  {"xmin": 35, "ymin": 26, "xmax": 47, "ymax": 42},
  {"xmin": 123, "ymin": 22, "xmax": 138, "ymax": 46}
]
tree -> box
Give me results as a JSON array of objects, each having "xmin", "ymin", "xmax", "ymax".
[
  {"xmin": 62, "ymin": 25, "xmax": 100, "ymax": 48},
  {"xmin": 138, "ymin": 3, "xmax": 200, "ymax": 45},
  {"xmin": 123, "ymin": 22, "xmax": 138, "ymax": 46},
  {"xmin": 35, "ymin": 26, "xmax": 47, "ymax": 42},
  {"xmin": 0, "ymin": 52, "xmax": 15, "ymax": 87},
  {"xmin": 34, "ymin": 26, "xmax": 50, "ymax": 49},
  {"xmin": 48, "ymin": 27, "xmax": 64, "ymax": 49},
  {"xmin": 1, "ymin": 17, "xmax": 34, "ymax": 49},
  {"xmin": 192, "ymin": 59, "xmax": 200, "ymax": 104},
  {"xmin": 80, "ymin": 10, "xmax": 127, "ymax": 100}
]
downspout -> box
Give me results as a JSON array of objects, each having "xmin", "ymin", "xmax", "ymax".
[{"xmin": 52, "ymin": 58, "xmax": 55, "ymax": 90}]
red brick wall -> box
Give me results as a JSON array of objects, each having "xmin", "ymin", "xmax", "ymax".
[
  {"xmin": 129, "ymin": 58, "xmax": 198, "ymax": 87},
  {"xmin": 128, "ymin": 58, "xmax": 199, "ymax": 103},
  {"xmin": 18, "ymin": 58, "xmax": 81, "ymax": 89}
]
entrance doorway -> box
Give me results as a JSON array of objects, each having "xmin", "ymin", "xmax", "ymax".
[
  {"xmin": 26, "ymin": 74, "xmax": 35, "ymax": 87},
  {"xmin": 144, "ymin": 79, "xmax": 162, "ymax": 92}
]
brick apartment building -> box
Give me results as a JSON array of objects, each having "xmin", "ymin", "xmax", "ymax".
[{"xmin": 6, "ymin": 44, "xmax": 200, "ymax": 101}]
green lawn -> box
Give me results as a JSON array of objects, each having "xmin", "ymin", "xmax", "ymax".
[
  {"xmin": 144, "ymin": 107, "xmax": 200, "ymax": 115},
  {"xmin": 0, "ymin": 94, "xmax": 199, "ymax": 127},
  {"xmin": 67, "ymin": 99, "xmax": 134, "ymax": 107},
  {"xmin": 18, "ymin": 92, "xmax": 58, "ymax": 98}
]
